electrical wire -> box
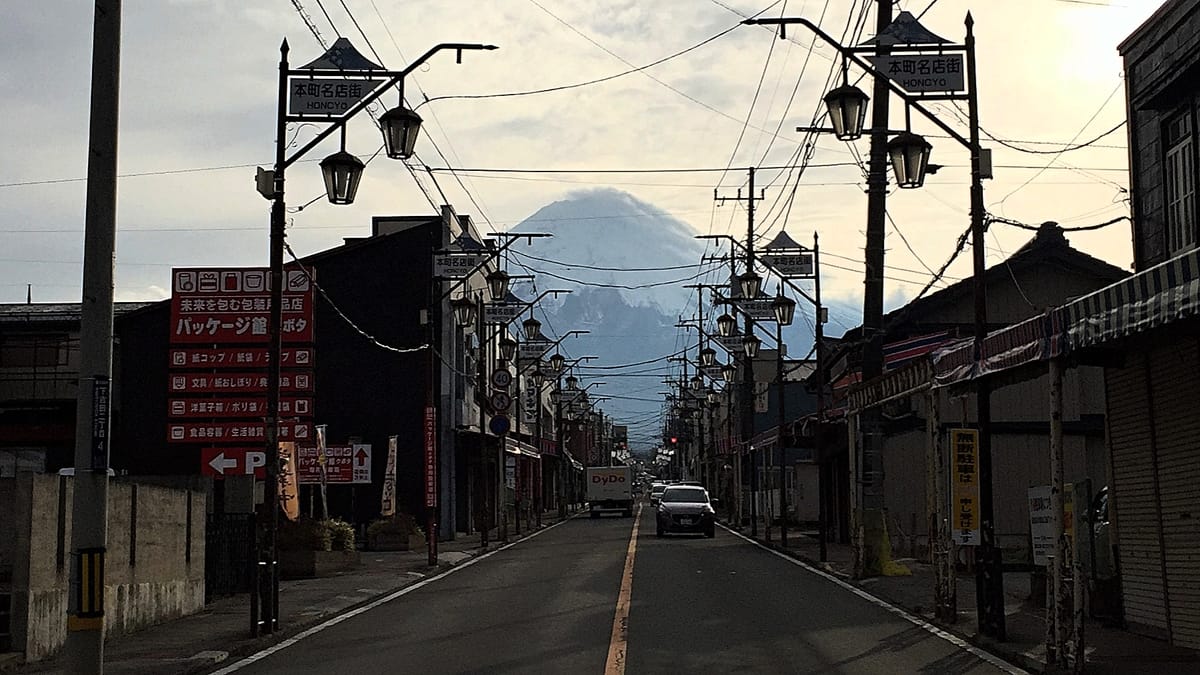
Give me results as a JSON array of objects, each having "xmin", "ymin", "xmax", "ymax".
[
  {"xmin": 510, "ymin": 249, "xmax": 701, "ymax": 273},
  {"xmin": 981, "ymin": 120, "xmax": 1127, "ymax": 155},
  {"xmin": 987, "ymin": 213, "xmax": 1130, "ymax": 232}
]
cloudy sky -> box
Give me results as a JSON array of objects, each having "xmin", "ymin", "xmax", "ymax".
[{"xmin": 0, "ymin": 0, "xmax": 1161, "ymax": 311}]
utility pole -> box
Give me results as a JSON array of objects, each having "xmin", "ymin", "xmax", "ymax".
[
  {"xmin": 814, "ymin": 232, "xmax": 828, "ymax": 563},
  {"xmin": 855, "ymin": 0, "xmax": 894, "ymax": 576},
  {"xmin": 715, "ymin": 167, "xmax": 764, "ymax": 538},
  {"xmin": 67, "ymin": 2, "xmax": 121, "ymax": 671}
]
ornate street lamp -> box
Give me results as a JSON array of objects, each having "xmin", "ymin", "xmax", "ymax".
[
  {"xmin": 486, "ymin": 270, "xmax": 511, "ymax": 300},
  {"xmin": 700, "ymin": 346, "xmax": 717, "ymax": 367},
  {"xmin": 319, "ymin": 150, "xmax": 365, "ymax": 205},
  {"xmin": 522, "ymin": 316, "xmax": 542, "ymax": 341},
  {"xmin": 549, "ymin": 352, "xmax": 565, "ymax": 375},
  {"xmin": 707, "ymin": 389, "xmax": 719, "ymax": 406},
  {"xmin": 690, "ymin": 375, "xmax": 703, "ymax": 391},
  {"xmin": 379, "ymin": 105, "xmax": 423, "ymax": 159},
  {"xmin": 717, "ymin": 313, "xmax": 737, "ymax": 337},
  {"xmin": 744, "ymin": 333, "xmax": 761, "ymax": 359},
  {"xmin": 499, "ymin": 335, "xmax": 517, "ymax": 362},
  {"xmin": 450, "ymin": 295, "xmax": 475, "ymax": 327},
  {"xmin": 823, "ymin": 84, "xmax": 870, "ymax": 141},
  {"xmin": 738, "ymin": 270, "xmax": 762, "ymax": 299},
  {"xmin": 772, "ymin": 290, "xmax": 797, "ymax": 326},
  {"xmin": 721, "ymin": 362, "xmax": 737, "ymax": 383},
  {"xmin": 566, "ymin": 375, "xmax": 579, "ymax": 390},
  {"xmin": 532, "ymin": 368, "xmax": 546, "ymax": 389},
  {"xmin": 887, "ymin": 131, "xmax": 933, "ymax": 189}
]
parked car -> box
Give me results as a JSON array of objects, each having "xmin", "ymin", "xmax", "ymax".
[{"xmin": 655, "ymin": 485, "xmax": 716, "ymax": 538}]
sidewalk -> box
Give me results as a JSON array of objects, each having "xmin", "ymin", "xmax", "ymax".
[
  {"xmin": 7, "ymin": 509, "xmax": 576, "ymax": 675},
  {"xmin": 735, "ymin": 522, "xmax": 1199, "ymax": 674}
]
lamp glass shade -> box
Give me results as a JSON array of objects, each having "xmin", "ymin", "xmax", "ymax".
[
  {"xmin": 522, "ymin": 317, "xmax": 541, "ymax": 341},
  {"xmin": 532, "ymin": 369, "xmax": 546, "ymax": 389},
  {"xmin": 716, "ymin": 313, "xmax": 736, "ymax": 337},
  {"xmin": 499, "ymin": 336, "xmax": 517, "ymax": 361},
  {"xmin": 721, "ymin": 363, "xmax": 737, "ymax": 383},
  {"xmin": 566, "ymin": 375, "xmax": 579, "ymax": 390},
  {"xmin": 549, "ymin": 353, "xmax": 565, "ymax": 374},
  {"xmin": 319, "ymin": 150, "xmax": 365, "ymax": 205},
  {"xmin": 887, "ymin": 131, "xmax": 933, "ymax": 189},
  {"xmin": 823, "ymin": 84, "xmax": 870, "ymax": 141},
  {"xmin": 700, "ymin": 347, "xmax": 717, "ymax": 367},
  {"xmin": 379, "ymin": 105, "xmax": 423, "ymax": 159},
  {"xmin": 707, "ymin": 390, "xmax": 718, "ymax": 405},
  {"xmin": 738, "ymin": 270, "xmax": 762, "ymax": 299},
  {"xmin": 772, "ymin": 293, "xmax": 797, "ymax": 326},
  {"xmin": 743, "ymin": 333, "xmax": 761, "ymax": 359},
  {"xmin": 690, "ymin": 375, "xmax": 703, "ymax": 391},
  {"xmin": 486, "ymin": 270, "xmax": 510, "ymax": 300},
  {"xmin": 450, "ymin": 296, "xmax": 475, "ymax": 327}
]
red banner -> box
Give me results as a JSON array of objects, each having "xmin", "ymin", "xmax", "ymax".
[
  {"xmin": 168, "ymin": 397, "xmax": 313, "ymax": 418},
  {"xmin": 168, "ymin": 421, "xmax": 312, "ymax": 444},
  {"xmin": 168, "ymin": 371, "xmax": 313, "ymax": 394},
  {"xmin": 169, "ymin": 347, "xmax": 313, "ymax": 369},
  {"xmin": 424, "ymin": 405, "xmax": 437, "ymax": 508}
]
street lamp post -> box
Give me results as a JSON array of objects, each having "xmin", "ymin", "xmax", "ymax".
[
  {"xmin": 744, "ymin": 11, "xmax": 998, "ymax": 636},
  {"xmin": 258, "ymin": 37, "xmax": 495, "ymax": 635},
  {"xmin": 772, "ymin": 288, "xmax": 796, "ymax": 548}
]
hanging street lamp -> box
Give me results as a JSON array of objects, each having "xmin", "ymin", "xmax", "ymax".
[
  {"xmin": 487, "ymin": 269, "xmax": 511, "ymax": 300},
  {"xmin": 700, "ymin": 346, "xmax": 717, "ymax": 367},
  {"xmin": 522, "ymin": 316, "xmax": 542, "ymax": 341},
  {"xmin": 823, "ymin": 83, "xmax": 870, "ymax": 141},
  {"xmin": 887, "ymin": 131, "xmax": 934, "ymax": 189},
  {"xmin": 744, "ymin": 333, "xmax": 762, "ymax": 359},
  {"xmin": 738, "ymin": 270, "xmax": 763, "ymax": 299},
  {"xmin": 379, "ymin": 105, "xmax": 423, "ymax": 159},
  {"xmin": 721, "ymin": 362, "xmax": 737, "ymax": 383},
  {"xmin": 450, "ymin": 295, "xmax": 476, "ymax": 327},
  {"xmin": 772, "ymin": 290, "xmax": 797, "ymax": 326},
  {"xmin": 550, "ymin": 352, "xmax": 566, "ymax": 375},
  {"xmin": 319, "ymin": 150, "xmax": 365, "ymax": 205},
  {"xmin": 717, "ymin": 313, "xmax": 737, "ymax": 337},
  {"xmin": 499, "ymin": 335, "xmax": 518, "ymax": 362}
]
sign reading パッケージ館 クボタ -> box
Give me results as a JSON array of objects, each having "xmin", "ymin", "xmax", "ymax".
[{"xmin": 169, "ymin": 267, "xmax": 316, "ymax": 477}]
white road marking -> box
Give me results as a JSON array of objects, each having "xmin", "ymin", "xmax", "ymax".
[
  {"xmin": 719, "ymin": 524, "xmax": 1029, "ymax": 675},
  {"xmin": 210, "ymin": 514, "xmax": 580, "ymax": 674}
]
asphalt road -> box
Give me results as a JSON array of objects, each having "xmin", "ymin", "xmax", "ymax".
[{"xmin": 218, "ymin": 506, "xmax": 1017, "ymax": 674}]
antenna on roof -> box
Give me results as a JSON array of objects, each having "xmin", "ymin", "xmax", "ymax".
[{"xmin": 26, "ymin": 284, "xmax": 31, "ymax": 304}]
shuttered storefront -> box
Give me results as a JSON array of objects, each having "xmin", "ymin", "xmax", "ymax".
[
  {"xmin": 1106, "ymin": 354, "xmax": 1167, "ymax": 638},
  {"xmin": 1108, "ymin": 340, "xmax": 1200, "ymax": 648},
  {"xmin": 1149, "ymin": 340, "xmax": 1200, "ymax": 648}
]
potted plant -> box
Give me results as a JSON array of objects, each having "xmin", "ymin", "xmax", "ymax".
[
  {"xmin": 366, "ymin": 513, "xmax": 426, "ymax": 551},
  {"xmin": 278, "ymin": 517, "xmax": 361, "ymax": 578}
]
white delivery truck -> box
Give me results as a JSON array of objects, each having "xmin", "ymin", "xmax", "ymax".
[{"xmin": 586, "ymin": 466, "xmax": 634, "ymax": 518}]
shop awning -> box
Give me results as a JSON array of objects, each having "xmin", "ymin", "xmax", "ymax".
[
  {"xmin": 504, "ymin": 437, "xmax": 540, "ymax": 458},
  {"xmin": 931, "ymin": 247, "xmax": 1199, "ymax": 387}
]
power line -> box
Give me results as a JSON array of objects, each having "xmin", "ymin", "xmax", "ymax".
[
  {"xmin": 510, "ymin": 249, "xmax": 700, "ymax": 273},
  {"xmin": 981, "ymin": 120, "xmax": 1127, "ymax": 155},
  {"xmin": 425, "ymin": 162, "xmax": 859, "ymax": 174},
  {"xmin": 987, "ymin": 213, "xmax": 1130, "ymax": 232}
]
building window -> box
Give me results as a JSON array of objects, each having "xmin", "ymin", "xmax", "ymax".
[
  {"xmin": 1164, "ymin": 110, "xmax": 1197, "ymax": 255},
  {"xmin": 0, "ymin": 335, "xmax": 67, "ymax": 367}
]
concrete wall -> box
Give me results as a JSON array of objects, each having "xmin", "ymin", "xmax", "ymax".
[
  {"xmin": 8, "ymin": 474, "xmax": 205, "ymax": 661},
  {"xmin": 0, "ymin": 478, "xmax": 14, "ymax": 580}
]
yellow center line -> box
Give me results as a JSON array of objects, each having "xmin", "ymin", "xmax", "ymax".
[{"xmin": 604, "ymin": 503, "xmax": 642, "ymax": 675}]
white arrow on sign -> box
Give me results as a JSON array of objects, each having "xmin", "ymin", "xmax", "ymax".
[{"xmin": 208, "ymin": 452, "xmax": 238, "ymax": 475}]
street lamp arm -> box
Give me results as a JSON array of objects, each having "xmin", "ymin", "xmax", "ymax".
[
  {"xmin": 282, "ymin": 43, "xmax": 498, "ymax": 170},
  {"xmin": 743, "ymin": 17, "xmax": 972, "ymax": 150}
]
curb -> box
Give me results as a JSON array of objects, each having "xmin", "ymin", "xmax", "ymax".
[{"xmin": 738, "ymin": 530, "xmax": 1047, "ymax": 674}]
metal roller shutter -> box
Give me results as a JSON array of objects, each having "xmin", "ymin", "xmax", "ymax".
[
  {"xmin": 1106, "ymin": 354, "xmax": 1168, "ymax": 638},
  {"xmin": 1149, "ymin": 340, "xmax": 1200, "ymax": 648}
]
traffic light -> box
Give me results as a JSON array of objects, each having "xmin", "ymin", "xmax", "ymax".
[{"xmin": 669, "ymin": 436, "xmax": 678, "ymax": 445}]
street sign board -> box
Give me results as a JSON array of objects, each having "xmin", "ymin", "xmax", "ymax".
[
  {"xmin": 951, "ymin": 428, "xmax": 981, "ymax": 546},
  {"xmin": 200, "ymin": 447, "xmax": 267, "ymax": 478},
  {"xmin": 169, "ymin": 421, "xmax": 312, "ymax": 444},
  {"xmin": 490, "ymin": 369, "xmax": 513, "ymax": 389},
  {"xmin": 489, "ymin": 414, "xmax": 510, "ymax": 436},
  {"xmin": 168, "ymin": 396, "xmax": 312, "ymax": 419},
  {"xmin": 483, "ymin": 302, "xmax": 524, "ymax": 325},
  {"xmin": 518, "ymin": 341, "xmax": 551, "ymax": 362},
  {"xmin": 760, "ymin": 251, "xmax": 814, "ymax": 278},
  {"xmin": 718, "ymin": 334, "xmax": 745, "ymax": 353},
  {"xmin": 169, "ymin": 347, "xmax": 313, "ymax": 369},
  {"xmin": 381, "ymin": 436, "xmax": 398, "ymax": 516},
  {"xmin": 734, "ymin": 297, "xmax": 777, "ymax": 321},
  {"xmin": 287, "ymin": 77, "xmax": 386, "ymax": 118},
  {"xmin": 866, "ymin": 53, "xmax": 965, "ymax": 93},
  {"xmin": 433, "ymin": 252, "xmax": 487, "ymax": 279},
  {"xmin": 168, "ymin": 371, "xmax": 314, "ymax": 393},
  {"xmin": 169, "ymin": 267, "xmax": 313, "ymax": 343},
  {"xmin": 296, "ymin": 444, "xmax": 371, "ymax": 484},
  {"xmin": 489, "ymin": 391, "xmax": 513, "ymax": 412}
]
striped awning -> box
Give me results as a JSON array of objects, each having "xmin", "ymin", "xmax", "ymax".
[{"xmin": 931, "ymin": 247, "xmax": 1199, "ymax": 386}]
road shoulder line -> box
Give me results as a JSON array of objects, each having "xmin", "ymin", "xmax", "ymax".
[
  {"xmin": 209, "ymin": 514, "xmax": 581, "ymax": 674},
  {"xmin": 604, "ymin": 504, "xmax": 642, "ymax": 675},
  {"xmin": 718, "ymin": 524, "xmax": 1028, "ymax": 675}
]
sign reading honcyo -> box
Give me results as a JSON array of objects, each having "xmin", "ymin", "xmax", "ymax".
[
  {"xmin": 287, "ymin": 77, "xmax": 386, "ymax": 117},
  {"xmin": 866, "ymin": 53, "xmax": 965, "ymax": 93}
]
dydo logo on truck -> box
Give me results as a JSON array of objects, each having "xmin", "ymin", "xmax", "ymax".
[{"xmin": 592, "ymin": 472, "xmax": 626, "ymax": 485}]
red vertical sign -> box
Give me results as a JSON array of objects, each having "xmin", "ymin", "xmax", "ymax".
[{"xmin": 424, "ymin": 405, "xmax": 437, "ymax": 508}]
